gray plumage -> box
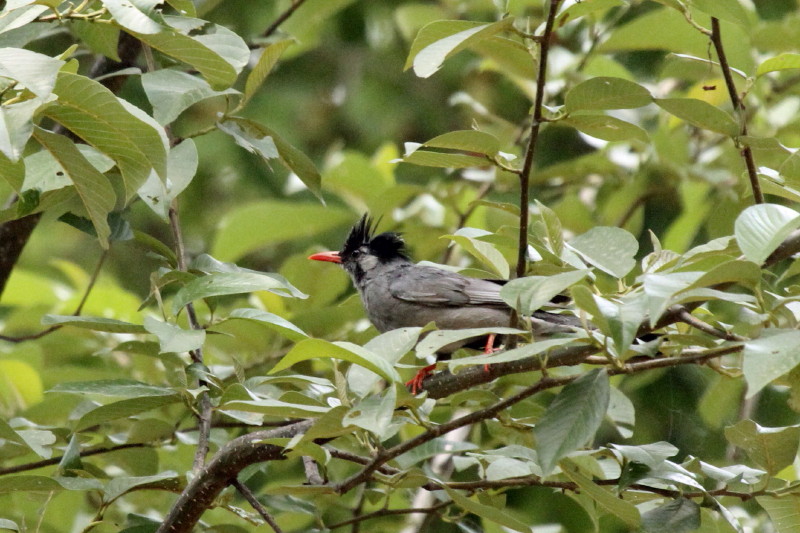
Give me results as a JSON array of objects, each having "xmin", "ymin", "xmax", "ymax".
[{"xmin": 310, "ymin": 216, "xmax": 579, "ymax": 354}]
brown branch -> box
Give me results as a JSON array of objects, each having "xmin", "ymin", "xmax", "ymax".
[
  {"xmin": 325, "ymin": 501, "xmax": 451, "ymax": 530},
  {"xmin": 675, "ymin": 306, "xmax": 746, "ymax": 342},
  {"xmin": 0, "ymin": 442, "xmax": 151, "ymax": 476},
  {"xmin": 259, "ymin": 0, "xmax": 308, "ymax": 42},
  {"xmin": 515, "ymin": 0, "xmax": 563, "ymax": 279},
  {"xmin": 709, "ymin": 17, "xmax": 763, "ymax": 204},
  {"xmin": 232, "ymin": 479, "xmax": 284, "ymax": 533},
  {"xmin": 168, "ymin": 205, "xmax": 212, "ymax": 472},
  {"xmin": 157, "ymin": 419, "xmax": 315, "ymax": 533}
]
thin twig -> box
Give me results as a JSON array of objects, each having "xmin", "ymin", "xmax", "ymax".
[
  {"xmin": 515, "ymin": 0, "xmax": 563, "ymax": 279},
  {"xmin": 326, "ymin": 501, "xmax": 451, "ymax": 530},
  {"xmin": 259, "ymin": 0, "xmax": 308, "ymax": 43},
  {"xmin": 0, "ymin": 250, "xmax": 109, "ymax": 342},
  {"xmin": 168, "ymin": 205, "xmax": 212, "ymax": 471},
  {"xmin": 0, "ymin": 443, "xmax": 150, "ymax": 476},
  {"xmin": 232, "ymin": 479, "xmax": 284, "ymax": 533},
  {"xmin": 303, "ymin": 456, "xmax": 325, "ymax": 485},
  {"xmin": 709, "ymin": 17, "xmax": 763, "ymax": 204},
  {"xmin": 676, "ymin": 306, "xmax": 746, "ymax": 341}
]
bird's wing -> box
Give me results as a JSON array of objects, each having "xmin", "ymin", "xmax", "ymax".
[{"xmin": 388, "ymin": 265, "xmax": 506, "ymax": 307}]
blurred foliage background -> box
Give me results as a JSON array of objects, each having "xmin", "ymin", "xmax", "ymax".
[{"xmin": 3, "ymin": 0, "xmax": 800, "ymax": 531}]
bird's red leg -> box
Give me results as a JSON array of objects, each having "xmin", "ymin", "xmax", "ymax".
[
  {"xmin": 405, "ymin": 364, "xmax": 437, "ymax": 394},
  {"xmin": 483, "ymin": 334, "xmax": 497, "ymax": 372}
]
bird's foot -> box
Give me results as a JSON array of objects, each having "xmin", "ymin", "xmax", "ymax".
[
  {"xmin": 405, "ymin": 364, "xmax": 437, "ymax": 394},
  {"xmin": 482, "ymin": 334, "xmax": 503, "ymax": 373}
]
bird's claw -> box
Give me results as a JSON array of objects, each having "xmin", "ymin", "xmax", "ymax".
[{"xmin": 405, "ymin": 363, "xmax": 437, "ymax": 394}]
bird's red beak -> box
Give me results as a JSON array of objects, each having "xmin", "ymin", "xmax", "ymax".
[{"xmin": 308, "ymin": 251, "xmax": 342, "ymax": 264}]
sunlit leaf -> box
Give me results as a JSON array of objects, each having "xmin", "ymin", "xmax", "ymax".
[
  {"xmin": 743, "ymin": 330, "xmax": 800, "ymax": 398},
  {"xmin": 565, "ymin": 77, "xmax": 651, "ymax": 112},
  {"xmin": 172, "ymin": 271, "xmax": 307, "ymax": 314},
  {"xmin": 568, "ymin": 226, "xmax": 638, "ymax": 278},
  {"xmin": 655, "ymin": 98, "xmax": 739, "ymax": 136},
  {"xmin": 735, "ymin": 203, "xmax": 800, "ymax": 264}
]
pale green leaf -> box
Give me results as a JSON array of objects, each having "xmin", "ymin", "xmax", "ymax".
[
  {"xmin": 568, "ymin": 226, "xmax": 638, "ymax": 278},
  {"xmin": 743, "ymin": 330, "xmax": 800, "ymax": 398},
  {"xmin": 535, "ymin": 369, "xmax": 610, "ymax": 475},
  {"xmin": 0, "ymin": 97, "xmax": 43, "ymax": 162},
  {"xmin": 447, "ymin": 337, "xmax": 577, "ymax": 372},
  {"xmin": 32, "ymin": 127, "xmax": 115, "ymax": 247},
  {"xmin": 76, "ymin": 394, "xmax": 181, "ymax": 431},
  {"xmin": 270, "ymin": 338, "xmax": 401, "ymax": 384},
  {"xmin": 500, "ymin": 270, "xmax": 588, "ymax": 315},
  {"xmin": 172, "ymin": 271, "xmax": 307, "ymax": 314},
  {"xmin": 408, "ymin": 18, "xmax": 514, "ymax": 78},
  {"xmin": 44, "ymin": 72, "xmax": 167, "ymax": 196},
  {"xmin": 563, "ymin": 114, "xmax": 649, "ymax": 142},
  {"xmin": 138, "ymin": 139, "xmax": 198, "ymax": 220},
  {"xmin": 640, "ymin": 498, "xmax": 700, "ymax": 533},
  {"xmin": 51, "ymin": 379, "xmax": 175, "ymax": 397},
  {"xmin": 143, "ymin": 316, "xmax": 205, "ymax": 353},
  {"xmin": 565, "ymin": 77, "xmax": 651, "ymax": 112},
  {"xmin": 655, "ymin": 98, "xmax": 739, "ymax": 136},
  {"xmin": 142, "ymin": 69, "xmax": 239, "ymax": 125},
  {"xmin": 724, "ymin": 419, "xmax": 800, "ymax": 475},
  {"xmin": 443, "ymin": 486, "xmax": 531, "ymax": 532},
  {"xmin": 220, "ymin": 398, "xmax": 330, "ymax": 418},
  {"xmin": 757, "ymin": 53, "xmax": 800, "ymax": 76},
  {"xmin": 423, "ymin": 130, "xmax": 501, "ymax": 157},
  {"xmin": 41, "ymin": 315, "xmax": 145, "ymax": 333},
  {"xmin": 688, "ymin": 0, "xmax": 751, "ymax": 29},
  {"xmin": 735, "ymin": 203, "xmax": 800, "ymax": 264},
  {"xmin": 401, "ymin": 149, "xmax": 488, "ymax": 168},
  {"xmin": 757, "ymin": 494, "xmax": 800, "ymax": 533},
  {"xmin": 444, "ymin": 227, "xmax": 509, "ymax": 278},
  {"xmin": 224, "ymin": 308, "xmax": 308, "ymax": 341},
  {"xmin": 562, "ymin": 460, "xmax": 641, "ymax": 527},
  {"xmin": 415, "ymin": 327, "xmax": 524, "ymax": 359},
  {"xmin": 0, "ymin": 47, "xmax": 63, "ymax": 98},
  {"xmin": 244, "ymin": 39, "xmax": 294, "ymax": 104}
]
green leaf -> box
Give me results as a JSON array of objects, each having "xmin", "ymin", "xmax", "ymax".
[
  {"xmin": 143, "ymin": 316, "xmax": 205, "ymax": 353},
  {"xmin": 568, "ymin": 226, "xmax": 638, "ymax": 278},
  {"xmin": 469, "ymin": 36, "xmax": 536, "ymax": 79},
  {"xmin": 138, "ymin": 139, "xmax": 198, "ymax": 220},
  {"xmin": 220, "ymin": 398, "xmax": 330, "ymax": 418},
  {"xmin": 270, "ymin": 338, "xmax": 401, "ymax": 384},
  {"xmin": 563, "ymin": 114, "xmax": 649, "ymax": 142},
  {"xmin": 655, "ymin": 98, "xmax": 739, "ymax": 136},
  {"xmin": 415, "ymin": 327, "xmax": 525, "ymax": 359},
  {"xmin": 50, "ymin": 379, "xmax": 176, "ymax": 397},
  {"xmin": 218, "ymin": 118, "xmax": 322, "ymax": 199},
  {"xmin": 447, "ymin": 337, "xmax": 577, "ymax": 372},
  {"xmin": 640, "ymin": 498, "xmax": 700, "ymax": 533},
  {"xmin": 558, "ymin": 0, "xmax": 625, "ymax": 24},
  {"xmin": 44, "ymin": 72, "xmax": 168, "ymax": 196},
  {"xmin": 443, "ymin": 227, "xmax": 509, "ymax": 278},
  {"xmin": 407, "ymin": 17, "xmax": 514, "ymax": 78},
  {"xmin": 0, "ymin": 475, "xmax": 64, "ymax": 494},
  {"xmin": 743, "ymin": 330, "xmax": 800, "ymax": 398},
  {"xmin": 724, "ymin": 419, "xmax": 800, "ymax": 475},
  {"xmin": 244, "ymin": 39, "xmax": 294, "ymax": 104},
  {"xmin": 41, "ymin": 315, "xmax": 146, "ymax": 333},
  {"xmin": 224, "ymin": 308, "xmax": 308, "ymax": 341},
  {"xmin": 0, "ymin": 97, "xmax": 44, "ymax": 162},
  {"xmin": 72, "ymin": 20, "xmax": 121, "ymax": 61},
  {"xmin": 142, "ymin": 69, "xmax": 239, "ymax": 125},
  {"xmin": 343, "ymin": 386, "xmax": 397, "ymax": 440},
  {"xmin": 400, "ymin": 148, "xmax": 488, "ymax": 169},
  {"xmin": 104, "ymin": 0, "xmax": 162, "ymax": 34},
  {"xmin": 134, "ymin": 28, "xmax": 237, "ymax": 90},
  {"xmin": 217, "ymin": 117, "xmax": 278, "ymax": 158},
  {"xmin": 757, "ymin": 494, "xmax": 800, "ymax": 533},
  {"xmin": 688, "ymin": 0, "xmax": 751, "ymax": 29},
  {"xmin": 561, "ymin": 459, "xmax": 641, "ymax": 528},
  {"xmin": 348, "ymin": 327, "xmax": 421, "ymax": 398},
  {"xmin": 76, "ymin": 394, "xmax": 181, "ymax": 431},
  {"xmin": 0, "ymin": 47, "xmax": 64, "ymax": 98},
  {"xmin": 565, "ymin": 77, "xmax": 651, "ymax": 112},
  {"xmin": 422, "ymin": 130, "xmax": 501, "ymax": 157},
  {"xmin": 212, "ymin": 201, "xmax": 351, "ymax": 262},
  {"xmin": 735, "ymin": 204, "xmax": 800, "ymax": 264},
  {"xmin": 172, "ymin": 271, "xmax": 307, "ymax": 314},
  {"xmin": 103, "ymin": 472, "xmax": 179, "ymax": 501},
  {"xmin": 32, "ymin": 128, "xmax": 115, "ymax": 247},
  {"xmin": 757, "ymin": 53, "xmax": 800, "ymax": 76},
  {"xmin": 0, "ymin": 151, "xmax": 24, "ymax": 191},
  {"xmin": 535, "ymin": 369, "xmax": 610, "ymax": 475},
  {"xmin": 442, "ymin": 486, "xmax": 531, "ymax": 532},
  {"xmin": 500, "ymin": 270, "xmax": 588, "ymax": 315}
]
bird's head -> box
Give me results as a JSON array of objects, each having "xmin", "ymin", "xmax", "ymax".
[{"xmin": 308, "ymin": 214, "xmax": 409, "ymax": 283}]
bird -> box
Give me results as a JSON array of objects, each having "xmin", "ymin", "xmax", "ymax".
[{"xmin": 308, "ymin": 215, "xmax": 579, "ymax": 392}]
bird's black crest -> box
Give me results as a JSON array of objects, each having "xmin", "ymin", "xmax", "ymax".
[{"xmin": 341, "ymin": 214, "xmax": 409, "ymax": 262}]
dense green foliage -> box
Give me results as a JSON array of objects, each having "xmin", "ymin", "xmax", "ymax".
[{"xmin": 2, "ymin": 0, "xmax": 800, "ymax": 531}]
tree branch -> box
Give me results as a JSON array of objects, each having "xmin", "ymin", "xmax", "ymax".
[
  {"xmin": 515, "ymin": 0, "xmax": 563, "ymax": 279},
  {"xmin": 709, "ymin": 17, "xmax": 763, "ymax": 204},
  {"xmin": 232, "ymin": 479, "xmax": 284, "ymax": 533}
]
